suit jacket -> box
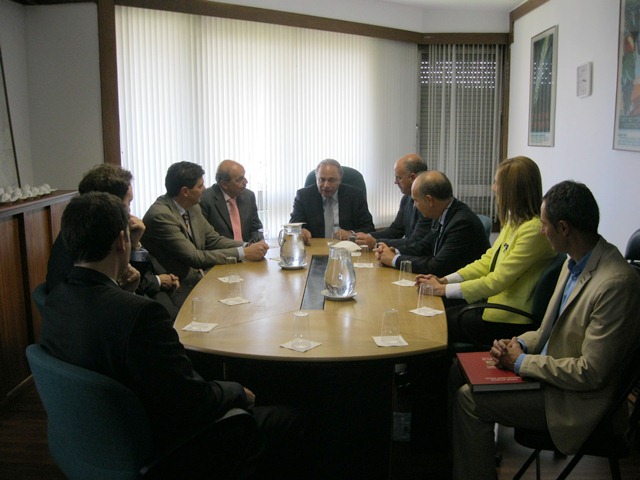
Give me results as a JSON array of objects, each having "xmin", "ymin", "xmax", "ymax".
[
  {"xmin": 518, "ymin": 237, "xmax": 640, "ymax": 454},
  {"xmin": 395, "ymin": 199, "xmax": 489, "ymax": 277},
  {"xmin": 289, "ymin": 184, "xmax": 375, "ymax": 238},
  {"xmin": 142, "ymin": 195, "xmax": 243, "ymax": 280},
  {"xmin": 200, "ymin": 184, "xmax": 263, "ymax": 243},
  {"xmin": 457, "ymin": 217, "xmax": 557, "ymax": 324},
  {"xmin": 46, "ymin": 233, "xmax": 179, "ymax": 318},
  {"xmin": 371, "ymin": 194, "xmax": 422, "ymax": 249},
  {"xmin": 41, "ymin": 267, "xmax": 248, "ymax": 452}
]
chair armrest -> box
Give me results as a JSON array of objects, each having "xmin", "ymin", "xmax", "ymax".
[{"xmin": 456, "ymin": 302, "xmax": 536, "ymax": 349}]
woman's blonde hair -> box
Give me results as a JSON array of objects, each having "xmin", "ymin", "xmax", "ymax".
[{"xmin": 495, "ymin": 156, "xmax": 542, "ymax": 226}]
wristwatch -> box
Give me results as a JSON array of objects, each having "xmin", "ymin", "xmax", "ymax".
[{"xmin": 348, "ymin": 230, "xmax": 357, "ymax": 242}]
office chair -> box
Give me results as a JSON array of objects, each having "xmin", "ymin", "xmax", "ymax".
[
  {"xmin": 512, "ymin": 344, "xmax": 640, "ymax": 480},
  {"xmin": 26, "ymin": 344, "xmax": 256, "ymax": 480},
  {"xmin": 476, "ymin": 214, "xmax": 493, "ymax": 240},
  {"xmin": 624, "ymin": 228, "xmax": 640, "ymax": 276},
  {"xmin": 304, "ymin": 166, "xmax": 367, "ymax": 196},
  {"xmin": 452, "ymin": 253, "xmax": 567, "ymax": 352},
  {"xmin": 33, "ymin": 282, "xmax": 48, "ymax": 316}
]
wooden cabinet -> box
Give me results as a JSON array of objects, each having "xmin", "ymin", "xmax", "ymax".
[{"xmin": 0, "ymin": 191, "xmax": 75, "ymax": 402}]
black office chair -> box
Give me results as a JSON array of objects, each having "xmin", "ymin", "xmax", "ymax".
[
  {"xmin": 624, "ymin": 228, "xmax": 640, "ymax": 276},
  {"xmin": 512, "ymin": 344, "xmax": 640, "ymax": 480},
  {"xmin": 453, "ymin": 253, "xmax": 567, "ymax": 352},
  {"xmin": 304, "ymin": 166, "xmax": 367, "ymax": 196}
]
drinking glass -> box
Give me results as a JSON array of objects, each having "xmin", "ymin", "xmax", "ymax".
[
  {"xmin": 227, "ymin": 274, "xmax": 243, "ymax": 300},
  {"xmin": 417, "ymin": 283, "xmax": 433, "ymax": 309},
  {"xmin": 381, "ymin": 308, "xmax": 400, "ymax": 345},
  {"xmin": 359, "ymin": 244, "xmax": 370, "ymax": 263},
  {"xmin": 224, "ymin": 256, "xmax": 237, "ymax": 279},
  {"xmin": 191, "ymin": 297, "xmax": 207, "ymax": 323},
  {"xmin": 399, "ymin": 260, "xmax": 412, "ymax": 282},
  {"xmin": 292, "ymin": 311, "xmax": 311, "ymax": 350}
]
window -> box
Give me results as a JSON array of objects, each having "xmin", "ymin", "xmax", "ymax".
[
  {"xmin": 115, "ymin": 6, "xmax": 418, "ymax": 232},
  {"xmin": 419, "ymin": 44, "xmax": 505, "ymax": 219}
]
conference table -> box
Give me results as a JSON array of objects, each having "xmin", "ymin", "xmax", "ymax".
[{"xmin": 174, "ymin": 238, "xmax": 448, "ymax": 479}]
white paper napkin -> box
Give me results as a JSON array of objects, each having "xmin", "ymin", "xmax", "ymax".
[
  {"xmin": 219, "ymin": 297, "xmax": 250, "ymax": 305},
  {"xmin": 329, "ymin": 240, "xmax": 361, "ymax": 252},
  {"xmin": 354, "ymin": 262, "xmax": 374, "ymax": 268},
  {"xmin": 280, "ymin": 340, "xmax": 322, "ymax": 352},
  {"xmin": 372, "ymin": 335, "xmax": 409, "ymax": 347},
  {"xmin": 393, "ymin": 279, "xmax": 415, "ymax": 286},
  {"xmin": 218, "ymin": 276, "xmax": 244, "ymax": 283},
  {"xmin": 410, "ymin": 306, "xmax": 444, "ymax": 316},
  {"xmin": 182, "ymin": 322, "xmax": 218, "ymax": 332}
]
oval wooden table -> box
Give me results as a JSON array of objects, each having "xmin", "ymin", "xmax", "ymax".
[{"xmin": 174, "ymin": 238, "xmax": 448, "ymax": 479}]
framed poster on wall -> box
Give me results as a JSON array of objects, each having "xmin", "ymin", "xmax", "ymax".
[
  {"xmin": 528, "ymin": 26, "xmax": 558, "ymax": 147},
  {"xmin": 614, "ymin": 0, "xmax": 640, "ymax": 152}
]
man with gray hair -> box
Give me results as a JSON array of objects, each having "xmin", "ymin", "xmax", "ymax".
[{"xmin": 290, "ymin": 158, "xmax": 375, "ymax": 244}]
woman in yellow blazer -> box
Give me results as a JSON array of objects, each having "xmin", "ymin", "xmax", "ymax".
[{"xmin": 416, "ymin": 156, "xmax": 556, "ymax": 345}]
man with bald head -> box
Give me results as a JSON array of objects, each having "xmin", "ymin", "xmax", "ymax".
[
  {"xmin": 355, "ymin": 153, "xmax": 429, "ymax": 250},
  {"xmin": 200, "ymin": 160, "xmax": 264, "ymax": 243},
  {"xmin": 377, "ymin": 170, "xmax": 489, "ymax": 276}
]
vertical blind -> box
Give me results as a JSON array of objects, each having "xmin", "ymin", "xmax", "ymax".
[
  {"xmin": 115, "ymin": 6, "xmax": 418, "ymax": 234},
  {"xmin": 419, "ymin": 44, "xmax": 505, "ymax": 220}
]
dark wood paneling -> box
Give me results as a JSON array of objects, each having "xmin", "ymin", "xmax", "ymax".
[
  {"xmin": 0, "ymin": 217, "xmax": 29, "ymax": 399},
  {"xmin": 0, "ymin": 191, "xmax": 75, "ymax": 400},
  {"xmin": 23, "ymin": 209, "xmax": 53, "ymax": 343}
]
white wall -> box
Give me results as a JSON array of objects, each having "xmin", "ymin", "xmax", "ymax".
[
  {"xmin": 0, "ymin": 0, "xmax": 101, "ymax": 191},
  {"xmin": 508, "ymin": 0, "xmax": 639, "ymax": 252},
  {"xmin": 0, "ymin": 0, "xmax": 32, "ymax": 185},
  {"xmin": 213, "ymin": 0, "xmax": 512, "ymax": 32}
]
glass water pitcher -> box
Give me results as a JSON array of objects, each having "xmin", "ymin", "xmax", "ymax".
[
  {"xmin": 278, "ymin": 223, "xmax": 306, "ymax": 267},
  {"xmin": 324, "ymin": 246, "xmax": 356, "ymax": 297}
]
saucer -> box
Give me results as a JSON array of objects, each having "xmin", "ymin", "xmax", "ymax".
[
  {"xmin": 321, "ymin": 289, "xmax": 357, "ymax": 301},
  {"xmin": 278, "ymin": 261, "xmax": 308, "ymax": 270}
]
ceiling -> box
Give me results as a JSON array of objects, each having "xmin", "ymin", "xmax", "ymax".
[{"xmin": 377, "ymin": 0, "xmax": 525, "ymax": 12}]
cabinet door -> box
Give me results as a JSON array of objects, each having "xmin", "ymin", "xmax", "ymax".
[{"xmin": 0, "ymin": 216, "xmax": 29, "ymax": 398}]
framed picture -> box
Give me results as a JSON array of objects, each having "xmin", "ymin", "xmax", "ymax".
[
  {"xmin": 614, "ymin": 0, "xmax": 640, "ymax": 152},
  {"xmin": 528, "ymin": 26, "xmax": 558, "ymax": 147}
]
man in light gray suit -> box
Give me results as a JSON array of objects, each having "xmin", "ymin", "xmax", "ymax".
[
  {"xmin": 451, "ymin": 181, "xmax": 640, "ymax": 479},
  {"xmin": 142, "ymin": 162, "xmax": 268, "ymax": 305},
  {"xmin": 200, "ymin": 160, "xmax": 264, "ymax": 243}
]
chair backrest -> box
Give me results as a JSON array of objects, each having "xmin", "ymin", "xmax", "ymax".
[
  {"xmin": 33, "ymin": 282, "xmax": 48, "ymax": 317},
  {"xmin": 625, "ymin": 228, "xmax": 640, "ymax": 261},
  {"xmin": 624, "ymin": 228, "xmax": 640, "ymax": 276},
  {"xmin": 476, "ymin": 214, "xmax": 492, "ymax": 240},
  {"xmin": 530, "ymin": 253, "xmax": 567, "ymax": 324},
  {"xmin": 26, "ymin": 344, "xmax": 154, "ymax": 480},
  {"xmin": 304, "ymin": 166, "xmax": 367, "ymax": 196}
]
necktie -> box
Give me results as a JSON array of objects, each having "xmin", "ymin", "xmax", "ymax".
[
  {"xmin": 433, "ymin": 222, "xmax": 443, "ymax": 255},
  {"xmin": 182, "ymin": 212, "xmax": 194, "ymax": 241},
  {"xmin": 182, "ymin": 211, "xmax": 205, "ymax": 278},
  {"xmin": 324, "ymin": 197, "xmax": 335, "ymax": 239},
  {"xmin": 228, "ymin": 198, "xmax": 243, "ymax": 241}
]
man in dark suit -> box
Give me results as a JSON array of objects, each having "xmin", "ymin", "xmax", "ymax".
[
  {"xmin": 200, "ymin": 160, "xmax": 264, "ymax": 243},
  {"xmin": 377, "ymin": 171, "xmax": 489, "ymax": 276},
  {"xmin": 355, "ymin": 153, "xmax": 429, "ymax": 250},
  {"xmin": 45, "ymin": 164, "xmax": 180, "ymax": 317},
  {"xmin": 290, "ymin": 158, "xmax": 375, "ymax": 243},
  {"xmin": 41, "ymin": 192, "xmax": 303, "ymax": 478},
  {"xmin": 142, "ymin": 162, "xmax": 268, "ymax": 306}
]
